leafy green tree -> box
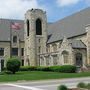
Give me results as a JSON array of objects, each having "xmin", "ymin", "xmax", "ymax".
[{"xmin": 6, "ymin": 57, "xmax": 21, "ymax": 74}]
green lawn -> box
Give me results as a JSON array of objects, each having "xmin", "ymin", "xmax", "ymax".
[{"xmin": 0, "ymin": 71, "xmax": 90, "ymax": 82}]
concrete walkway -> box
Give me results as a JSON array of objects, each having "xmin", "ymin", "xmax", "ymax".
[{"xmin": 0, "ymin": 77, "xmax": 90, "ymax": 90}]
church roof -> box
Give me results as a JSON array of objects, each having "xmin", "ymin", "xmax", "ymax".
[
  {"xmin": 70, "ymin": 40, "xmax": 86, "ymax": 49},
  {"xmin": 0, "ymin": 19, "xmax": 24, "ymax": 42},
  {"xmin": 47, "ymin": 7, "xmax": 90, "ymax": 43},
  {"xmin": 0, "ymin": 7, "xmax": 90, "ymax": 43}
]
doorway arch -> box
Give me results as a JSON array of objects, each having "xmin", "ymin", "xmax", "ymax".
[{"xmin": 75, "ymin": 53, "xmax": 83, "ymax": 67}]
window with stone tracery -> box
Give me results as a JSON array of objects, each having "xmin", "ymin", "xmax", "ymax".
[{"xmin": 62, "ymin": 51, "xmax": 69, "ymax": 64}]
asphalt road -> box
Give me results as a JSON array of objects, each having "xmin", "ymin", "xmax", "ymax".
[{"xmin": 0, "ymin": 77, "xmax": 90, "ymax": 90}]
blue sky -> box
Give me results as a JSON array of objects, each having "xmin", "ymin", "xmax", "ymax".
[{"xmin": 0, "ymin": 0, "xmax": 89, "ymax": 22}]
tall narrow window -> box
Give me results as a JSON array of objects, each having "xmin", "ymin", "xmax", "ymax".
[
  {"xmin": 62, "ymin": 51, "xmax": 69, "ymax": 64},
  {"xmin": 38, "ymin": 46, "xmax": 41, "ymax": 53},
  {"xmin": 1, "ymin": 59, "xmax": 4, "ymax": 70},
  {"xmin": 0, "ymin": 48, "xmax": 4, "ymax": 56},
  {"xmin": 36, "ymin": 18, "xmax": 42, "ymax": 35},
  {"xmin": 27, "ymin": 20, "xmax": 29, "ymax": 36},
  {"xmin": 21, "ymin": 59, "xmax": 24, "ymax": 66},
  {"xmin": 21, "ymin": 48, "xmax": 24, "ymax": 56},
  {"xmin": 13, "ymin": 36, "xmax": 17, "ymax": 43}
]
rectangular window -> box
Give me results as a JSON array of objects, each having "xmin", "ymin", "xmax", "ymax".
[
  {"xmin": 0, "ymin": 48, "xmax": 4, "ymax": 56},
  {"xmin": 21, "ymin": 48, "xmax": 24, "ymax": 56},
  {"xmin": 12, "ymin": 48, "xmax": 18, "ymax": 56}
]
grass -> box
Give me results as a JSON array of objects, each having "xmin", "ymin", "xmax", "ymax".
[{"xmin": 0, "ymin": 71, "xmax": 90, "ymax": 82}]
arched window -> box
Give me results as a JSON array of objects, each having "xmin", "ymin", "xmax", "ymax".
[
  {"xmin": 13, "ymin": 36, "xmax": 17, "ymax": 43},
  {"xmin": 36, "ymin": 18, "xmax": 42, "ymax": 35},
  {"xmin": 27, "ymin": 20, "xmax": 29, "ymax": 36},
  {"xmin": 62, "ymin": 51, "xmax": 69, "ymax": 63}
]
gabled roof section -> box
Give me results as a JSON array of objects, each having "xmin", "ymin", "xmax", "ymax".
[
  {"xmin": 70, "ymin": 40, "xmax": 86, "ymax": 49},
  {"xmin": 47, "ymin": 7, "xmax": 90, "ymax": 43}
]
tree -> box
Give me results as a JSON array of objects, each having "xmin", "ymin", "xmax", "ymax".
[{"xmin": 6, "ymin": 57, "xmax": 21, "ymax": 74}]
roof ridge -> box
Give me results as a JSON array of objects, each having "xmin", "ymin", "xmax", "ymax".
[{"xmin": 52, "ymin": 7, "xmax": 90, "ymax": 25}]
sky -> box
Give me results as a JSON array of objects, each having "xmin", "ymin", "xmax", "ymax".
[{"xmin": 0, "ymin": 0, "xmax": 90, "ymax": 22}]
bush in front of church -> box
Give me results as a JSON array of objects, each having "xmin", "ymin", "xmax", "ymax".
[
  {"xmin": 58, "ymin": 85, "xmax": 68, "ymax": 90},
  {"xmin": 36, "ymin": 66, "xmax": 50, "ymax": 71},
  {"xmin": 19, "ymin": 66, "xmax": 37, "ymax": 71},
  {"xmin": 6, "ymin": 57, "xmax": 21, "ymax": 74},
  {"xmin": 49, "ymin": 65, "xmax": 77, "ymax": 73},
  {"xmin": 19, "ymin": 65, "xmax": 76, "ymax": 73}
]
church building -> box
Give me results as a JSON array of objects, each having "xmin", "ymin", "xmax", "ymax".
[{"xmin": 0, "ymin": 7, "xmax": 90, "ymax": 68}]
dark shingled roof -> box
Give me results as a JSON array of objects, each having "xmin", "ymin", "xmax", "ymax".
[
  {"xmin": 47, "ymin": 7, "xmax": 90, "ymax": 43},
  {"xmin": 70, "ymin": 40, "xmax": 86, "ymax": 49}
]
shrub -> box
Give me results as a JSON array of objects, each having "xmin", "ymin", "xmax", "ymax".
[
  {"xmin": 2, "ymin": 67, "xmax": 7, "ymax": 71},
  {"xmin": 20, "ymin": 66, "xmax": 50, "ymax": 71},
  {"xmin": 77, "ymin": 82, "xmax": 86, "ymax": 88},
  {"xmin": 58, "ymin": 85, "xmax": 68, "ymax": 90},
  {"xmin": 6, "ymin": 57, "xmax": 21, "ymax": 74},
  {"xmin": 19, "ymin": 66, "xmax": 37, "ymax": 71},
  {"xmin": 20, "ymin": 65, "xmax": 77, "ymax": 73},
  {"xmin": 49, "ymin": 65, "xmax": 77, "ymax": 73},
  {"xmin": 36, "ymin": 66, "xmax": 50, "ymax": 71},
  {"xmin": 87, "ymin": 83, "xmax": 90, "ymax": 89}
]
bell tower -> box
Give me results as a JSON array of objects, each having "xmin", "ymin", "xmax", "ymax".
[{"xmin": 24, "ymin": 9, "xmax": 47, "ymax": 66}]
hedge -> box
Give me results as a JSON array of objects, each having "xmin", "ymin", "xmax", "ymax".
[
  {"xmin": 49, "ymin": 65, "xmax": 77, "ymax": 73},
  {"xmin": 19, "ymin": 66, "xmax": 37, "ymax": 71},
  {"xmin": 19, "ymin": 65, "xmax": 77, "ymax": 73},
  {"xmin": 36, "ymin": 66, "xmax": 50, "ymax": 71}
]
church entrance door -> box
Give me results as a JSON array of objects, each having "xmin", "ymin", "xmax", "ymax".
[{"xmin": 75, "ymin": 53, "xmax": 83, "ymax": 67}]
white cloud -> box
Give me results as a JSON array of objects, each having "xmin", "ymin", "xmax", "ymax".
[
  {"xmin": 0, "ymin": 0, "xmax": 45, "ymax": 19},
  {"xmin": 57, "ymin": 0, "xmax": 81, "ymax": 7}
]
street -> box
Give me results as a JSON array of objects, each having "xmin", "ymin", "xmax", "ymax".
[{"xmin": 0, "ymin": 77, "xmax": 90, "ymax": 90}]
